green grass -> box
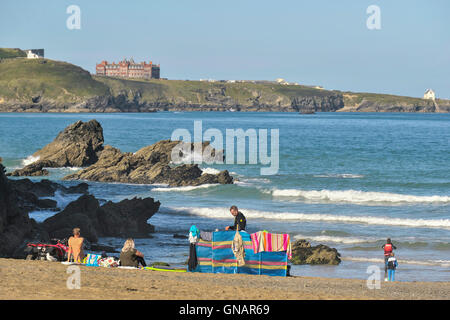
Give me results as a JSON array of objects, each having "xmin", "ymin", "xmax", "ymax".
[
  {"xmin": 342, "ymin": 91, "xmax": 430, "ymax": 105},
  {"xmin": 0, "ymin": 48, "xmax": 26, "ymax": 59},
  {"xmin": 0, "ymin": 58, "xmax": 109, "ymax": 103}
]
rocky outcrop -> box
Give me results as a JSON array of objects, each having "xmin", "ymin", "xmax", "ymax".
[
  {"xmin": 0, "ymin": 158, "xmax": 158, "ymax": 257},
  {"xmin": 63, "ymin": 139, "xmax": 233, "ymax": 186},
  {"xmin": 0, "ymin": 163, "xmax": 35, "ymax": 257},
  {"xmin": 8, "ymin": 120, "xmax": 104, "ymax": 176},
  {"xmin": 41, "ymin": 194, "xmax": 160, "ymax": 243},
  {"xmin": 9, "ymin": 120, "xmax": 233, "ymax": 186},
  {"xmin": 8, "ymin": 178, "xmax": 88, "ymax": 213},
  {"xmin": 291, "ymin": 239, "xmax": 341, "ymax": 265}
]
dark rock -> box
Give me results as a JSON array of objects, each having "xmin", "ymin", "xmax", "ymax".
[
  {"xmin": 64, "ymin": 139, "xmax": 232, "ymax": 187},
  {"xmin": 0, "ymin": 163, "xmax": 35, "ymax": 257},
  {"xmin": 41, "ymin": 194, "xmax": 160, "ymax": 243},
  {"xmin": 36, "ymin": 198, "xmax": 58, "ymax": 209},
  {"xmin": 7, "ymin": 160, "xmax": 60, "ymax": 177},
  {"xmin": 89, "ymin": 243, "xmax": 119, "ymax": 253},
  {"xmin": 291, "ymin": 239, "xmax": 341, "ymax": 265},
  {"xmin": 8, "ymin": 120, "xmax": 104, "ymax": 177}
]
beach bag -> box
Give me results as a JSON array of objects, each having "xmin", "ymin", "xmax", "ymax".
[
  {"xmin": 84, "ymin": 253, "xmax": 102, "ymax": 266},
  {"xmin": 98, "ymin": 257, "xmax": 120, "ymax": 268}
]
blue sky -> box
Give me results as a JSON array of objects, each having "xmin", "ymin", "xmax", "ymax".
[{"xmin": 1, "ymin": 0, "xmax": 449, "ymax": 98}]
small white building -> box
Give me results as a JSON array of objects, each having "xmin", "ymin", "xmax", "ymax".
[
  {"xmin": 423, "ymin": 89, "xmax": 435, "ymax": 100},
  {"xmin": 26, "ymin": 49, "xmax": 44, "ymax": 59}
]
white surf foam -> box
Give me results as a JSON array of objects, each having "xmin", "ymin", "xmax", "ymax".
[
  {"xmin": 39, "ymin": 190, "xmax": 84, "ymax": 210},
  {"xmin": 263, "ymin": 188, "xmax": 450, "ymax": 204},
  {"xmin": 313, "ymin": 173, "xmax": 365, "ymax": 179},
  {"xmin": 21, "ymin": 155, "xmax": 40, "ymax": 166},
  {"xmin": 201, "ymin": 167, "xmax": 221, "ymax": 175},
  {"xmin": 152, "ymin": 184, "xmax": 219, "ymax": 192},
  {"xmin": 160, "ymin": 206, "xmax": 450, "ymax": 229},
  {"xmin": 342, "ymin": 257, "xmax": 450, "ymax": 268},
  {"xmin": 293, "ymin": 234, "xmax": 375, "ymax": 244}
]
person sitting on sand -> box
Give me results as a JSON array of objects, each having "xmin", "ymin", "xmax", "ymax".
[
  {"xmin": 386, "ymin": 253, "xmax": 398, "ymax": 282},
  {"xmin": 225, "ymin": 205, "xmax": 246, "ymax": 231},
  {"xmin": 67, "ymin": 228, "xmax": 85, "ymax": 263},
  {"xmin": 382, "ymin": 238, "xmax": 397, "ymax": 281},
  {"xmin": 119, "ymin": 238, "xmax": 147, "ymax": 267}
]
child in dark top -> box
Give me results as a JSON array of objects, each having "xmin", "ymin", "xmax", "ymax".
[{"xmin": 386, "ymin": 253, "xmax": 398, "ymax": 282}]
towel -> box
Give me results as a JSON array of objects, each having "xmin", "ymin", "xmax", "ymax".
[
  {"xmin": 250, "ymin": 231, "xmax": 292, "ymax": 260},
  {"xmin": 232, "ymin": 230, "xmax": 245, "ymax": 266}
]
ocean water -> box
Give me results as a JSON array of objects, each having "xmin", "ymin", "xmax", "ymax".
[{"xmin": 1, "ymin": 112, "xmax": 449, "ymax": 282}]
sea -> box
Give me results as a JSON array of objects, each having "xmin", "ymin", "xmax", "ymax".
[{"xmin": 0, "ymin": 112, "xmax": 449, "ymax": 282}]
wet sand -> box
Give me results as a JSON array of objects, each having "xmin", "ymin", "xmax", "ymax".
[{"xmin": 0, "ymin": 259, "xmax": 448, "ymax": 300}]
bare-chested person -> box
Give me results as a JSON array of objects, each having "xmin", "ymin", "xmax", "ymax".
[{"xmin": 67, "ymin": 228, "xmax": 84, "ymax": 263}]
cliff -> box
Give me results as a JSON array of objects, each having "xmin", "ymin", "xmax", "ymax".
[{"xmin": 0, "ymin": 56, "xmax": 449, "ymax": 113}]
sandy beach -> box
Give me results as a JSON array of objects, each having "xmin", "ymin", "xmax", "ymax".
[{"xmin": 0, "ymin": 258, "xmax": 448, "ymax": 300}]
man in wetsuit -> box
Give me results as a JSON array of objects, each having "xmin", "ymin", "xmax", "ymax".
[
  {"xmin": 225, "ymin": 205, "xmax": 246, "ymax": 231},
  {"xmin": 382, "ymin": 238, "xmax": 397, "ymax": 281}
]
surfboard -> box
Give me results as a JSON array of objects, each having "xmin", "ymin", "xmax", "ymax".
[{"xmin": 143, "ymin": 266, "xmax": 187, "ymax": 272}]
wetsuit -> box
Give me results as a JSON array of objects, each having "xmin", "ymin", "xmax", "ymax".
[{"xmin": 228, "ymin": 211, "xmax": 247, "ymax": 231}]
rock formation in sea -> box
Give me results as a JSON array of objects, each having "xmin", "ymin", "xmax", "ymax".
[
  {"xmin": 9, "ymin": 120, "xmax": 234, "ymax": 186},
  {"xmin": 0, "ymin": 158, "xmax": 161, "ymax": 258},
  {"xmin": 64, "ymin": 140, "xmax": 233, "ymax": 186},
  {"xmin": 41, "ymin": 194, "xmax": 160, "ymax": 243},
  {"xmin": 290, "ymin": 239, "xmax": 341, "ymax": 265}
]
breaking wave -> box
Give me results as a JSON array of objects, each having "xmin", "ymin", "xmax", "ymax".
[
  {"xmin": 342, "ymin": 257, "xmax": 450, "ymax": 268},
  {"xmin": 21, "ymin": 155, "xmax": 40, "ymax": 166},
  {"xmin": 263, "ymin": 188, "xmax": 450, "ymax": 204},
  {"xmin": 152, "ymin": 184, "xmax": 219, "ymax": 192},
  {"xmin": 160, "ymin": 206, "xmax": 450, "ymax": 229},
  {"xmin": 313, "ymin": 173, "xmax": 365, "ymax": 179},
  {"xmin": 201, "ymin": 167, "xmax": 221, "ymax": 175}
]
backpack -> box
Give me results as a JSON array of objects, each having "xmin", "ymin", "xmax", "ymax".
[{"xmin": 387, "ymin": 257, "xmax": 397, "ymax": 269}]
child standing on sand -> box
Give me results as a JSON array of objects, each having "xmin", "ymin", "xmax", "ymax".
[{"xmin": 386, "ymin": 253, "xmax": 398, "ymax": 282}]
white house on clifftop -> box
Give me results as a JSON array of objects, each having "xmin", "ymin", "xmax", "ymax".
[
  {"xmin": 423, "ymin": 89, "xmax": 435, "ymax": 100},
  {"xmin": 26, "ymin": 49, "xmax": 44, "ymax": 59}
]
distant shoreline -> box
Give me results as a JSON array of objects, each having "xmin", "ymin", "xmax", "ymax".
[{"xmin": 1, "ymin": 58, "xmax": 449, "ymax": 114}]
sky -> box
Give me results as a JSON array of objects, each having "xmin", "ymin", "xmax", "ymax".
[{"xmin": 1, "ymin": 0, "xmax": 449, "ymax": 98}]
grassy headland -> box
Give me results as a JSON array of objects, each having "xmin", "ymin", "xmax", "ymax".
[{"xmin": 0, "ymin": 53, "xmax": 448, "ymax": 113}]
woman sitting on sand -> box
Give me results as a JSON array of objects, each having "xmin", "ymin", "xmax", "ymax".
[
  {"xmin": 67, "ymin": 228, "xmax": 85, "ymax": 263},
  {"xmin": 119, "ymin": 238, "xmax": 147, "ymax": 268}
]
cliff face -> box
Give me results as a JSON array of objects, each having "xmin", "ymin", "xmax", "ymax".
[{"xmin": 340, "ymin": 93, "xmax": 450, "ymax": 113}]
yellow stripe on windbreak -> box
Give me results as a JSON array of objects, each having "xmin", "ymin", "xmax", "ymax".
[
  {"xmin": 213, "ymin": 240, "xmax": 252, "ymax": 246},
  {"xmin": 211, "ymin": 262, "xmax": 286, "ymax": 270}
]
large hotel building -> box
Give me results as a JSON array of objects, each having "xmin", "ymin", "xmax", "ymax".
[{"xmin": 96, "ymin": 58, "xmax": 160, "ymax": 79}]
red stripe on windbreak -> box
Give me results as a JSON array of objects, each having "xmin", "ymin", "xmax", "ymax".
[
  {"xmin": 212, "ymin": 259, "xmax": 237, "ymax": 263},
  {"xmin": 197, "ymin": 242, "xmax": 212, "ymax": 247},
  {"xmin": 197, "ymin": 258, "xmax": 212, "ymax": 261}
]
